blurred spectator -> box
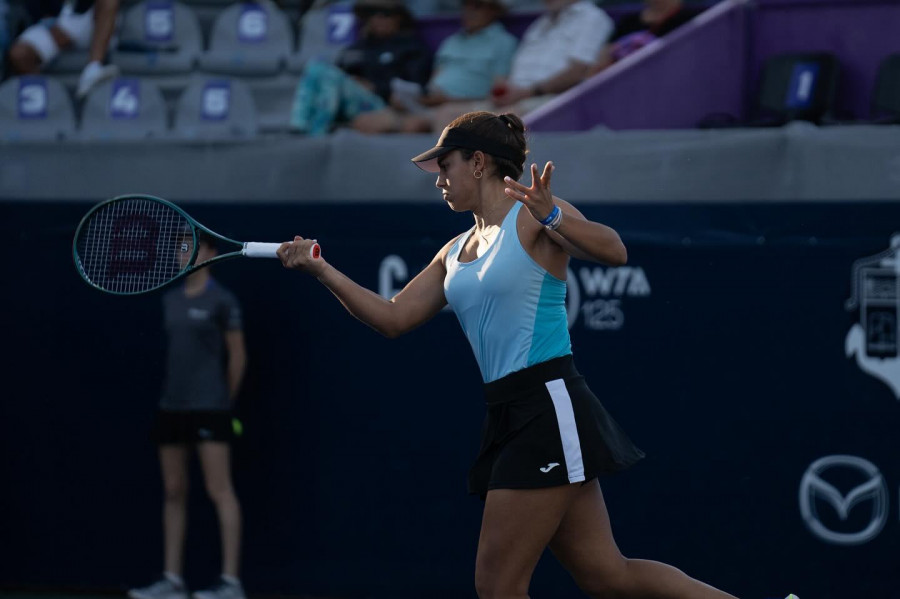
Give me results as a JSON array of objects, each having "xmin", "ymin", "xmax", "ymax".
[
  {"xmin": 589, "ymin": 0, "xmax": 699, "ymax": 74},
  {"xmin": 7, "ymin": 0, "xmax": 120, "ymax": 98},
  {"xmin": 428, "ymin": 0, "xmax": 613, "ymax": 128},
  {"xmin": 353, "ymin": 0, "xmax": 517, "ymax": 134},
  {"xmin": 290, "ymin": 0, "xmax": 431, "ymax": 135},
  {"xmin": 406, "ymin": 0, "xmax": 440, "ymax": 17},
  {"xmin": 128, "ymin": 231, "xmax": 248, "ymax": 599}
]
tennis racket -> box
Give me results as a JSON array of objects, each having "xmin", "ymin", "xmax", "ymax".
[{"xmin": 72, "ymin": 194, "xmax": 320, "ymax": 295}]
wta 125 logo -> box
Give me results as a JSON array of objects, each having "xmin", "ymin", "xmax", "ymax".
[
  {"xmin": 564, "ymin": 264, "xmax": 651, "ymax": 330},
  {"xmin": 845, "ymin": 235, "xmax": 900, "ymax": 399},
  {"xmin": 377, "ymin": 256, "xmax": 650, "ymax": 331}
]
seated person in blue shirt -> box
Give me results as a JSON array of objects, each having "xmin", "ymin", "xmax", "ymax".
[{"xmin": 352, "ymin": 0, "xmax": 517, "ymax": 134}]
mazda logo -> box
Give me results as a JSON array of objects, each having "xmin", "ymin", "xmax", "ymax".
[{"xmin": 799, "ymin": 455, "xmax": 889, "ymax": 545}]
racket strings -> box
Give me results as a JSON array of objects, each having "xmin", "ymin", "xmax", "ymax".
[{"xmin": 75, "ymin": 198, "xmax": 191, "ymax": 294}]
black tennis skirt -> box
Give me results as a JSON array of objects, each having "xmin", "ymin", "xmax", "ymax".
[
  {"xmin": 151, "ymin": 410, "xmax": 235, "ymax": 445},
  {"xmin": 468, "ymin": 355, "xmax": 645, "ymax": 497}
]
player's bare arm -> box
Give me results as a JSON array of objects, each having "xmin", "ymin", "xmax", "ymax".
[
  {"xmin": 225, "ymin": 330, "xmax": 247, "ymax": 402},
  {"xmin": 278, "ymin": 235, "xmax": 458, "ymax": 338},
  {"xmin": 504, "ymin": 162, "xmax": 627, "ymax": 266}
]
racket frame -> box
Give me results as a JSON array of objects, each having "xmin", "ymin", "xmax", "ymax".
[{"xmin": 73, "ymin": 194, "xmax": 286, "ymax": 295}]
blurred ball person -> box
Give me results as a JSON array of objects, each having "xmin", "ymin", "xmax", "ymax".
[{"xmin": 129, "ymin": 231, "xmax": 248, "ymax": 599}]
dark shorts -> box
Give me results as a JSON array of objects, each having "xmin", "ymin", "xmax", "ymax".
[
  {"xmin": 468, "ymin": 355, "xmax": 645, "ymax": 497},
  {"xmin": 151, "ymin": 410, "xmax": 234, "ymax": 445}
]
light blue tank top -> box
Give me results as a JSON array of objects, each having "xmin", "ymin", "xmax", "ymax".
[{"xmin": 444, "ymin": 202, "xmax": 571, "ymax": 383}]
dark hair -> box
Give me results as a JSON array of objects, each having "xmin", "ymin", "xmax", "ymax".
[
  {"xmin": 354, "ymin": 4, "xmax": 416, "ymax": 31},
  {"xmin": 447, "ymin": 111, "xmax": 528, "ymax": 181}
]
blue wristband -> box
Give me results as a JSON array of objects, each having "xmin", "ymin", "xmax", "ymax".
[{"xmin": 539, "ymin": 205, "xmax": 560, "ymax": 226}]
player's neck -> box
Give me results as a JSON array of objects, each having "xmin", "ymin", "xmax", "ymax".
[
  {"xmin": 473, "ymin": 185, "xmax": 514, "ymax": 230},
  {"xmin": 184, "ymin": 272, "xmax": 211, "ymax": 297}
]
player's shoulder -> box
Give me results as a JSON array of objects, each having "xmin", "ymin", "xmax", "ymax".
[
  {"xmin": 445, "ymin": 231, "xmax": 469, "ymax": 253},
  {"xmin": 207, "ymin": 279, "xmax": 241, "ymax": 304},
  {"xmin": 433, "ymin": 231, "xmax": 469, "ymax": 267}
]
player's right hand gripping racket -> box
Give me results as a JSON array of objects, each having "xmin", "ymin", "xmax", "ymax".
[{"xmin": 73, "ymin": 194, "xmax": 320, "ymax": 295}]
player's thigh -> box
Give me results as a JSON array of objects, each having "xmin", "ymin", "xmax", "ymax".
[
  {"xmin": 54, "ymin": 7, "xmax": 94, "ymax": 48},
  {"xmin": 158, "ymin": 444, "xmax": 190, "ymax": 498},
  {"xmin": 476, "ymin": 484, "xmax": 580, "ymax": 592},
  {"xmin": 196, "ymin": 441, "xmax": 235, "ymax": 497},
  {"xmin": 350, "ymin": 108, "xmax": 398, "ymax": 133},
  {"xmin": 548, "ymin": 479, "xmax": 628, "ymax": 591},
  {"xmin": 13, "ymin": 23, "xmax": 68, "ymax": 66}
]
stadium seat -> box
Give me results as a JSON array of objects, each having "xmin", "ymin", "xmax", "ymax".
[
  {"xmin": 173, "ymin": 75, "xmax": 259, "ymax": 138},
  {"xmin": 871, "ymin": 53, "xmax": 900, "ymax": 123},
  {"xmin": 0, "ymin": 75, "xmax": 77, "ymax": 141},
  {"xmin": 79, "ymin": 76, "xmax": 169, "ymax": 139},
  {"xmin": 699, "ymin": 52, "xmax": 840, "ymax": 128},
  {"xmin": 286, "ymin": 0, "xmax": 356, "ymax": 74},
  {"xmin": 241, "ymin": 75, "xmax": 299, "ymax": 132},
  {"xmin": 112, "ymin": 1, "xmax": 204, "ymax": 75},
  {"xmin": 198, "ymin": 0, "xmax": 293, "ymax": 76},
  {"xmin": 44, "ymin": 50, "xmax": 92, "ymax": 74},
  {"xmin": 755, "ymin": 52, "xmax": 840, "ymax": 125}
]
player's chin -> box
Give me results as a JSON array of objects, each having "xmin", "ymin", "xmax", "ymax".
[{"xmin": 443, "ymin": 196, "xmax": 463, "ymax": 211}]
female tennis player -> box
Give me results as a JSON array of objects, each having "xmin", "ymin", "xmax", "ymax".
[{"xmin": 277, "ymin": 111, "xmax": 739, "ymax": 598}]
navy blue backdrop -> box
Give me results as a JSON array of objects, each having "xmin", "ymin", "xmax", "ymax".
[{"xmin": 1, "ymin": 200, "xmax": 899, "ymax": 599}]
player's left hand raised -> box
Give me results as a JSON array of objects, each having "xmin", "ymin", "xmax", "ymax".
[{"xmin": 503, "ymin": 162, "xmax": 555, "ymax": 224}]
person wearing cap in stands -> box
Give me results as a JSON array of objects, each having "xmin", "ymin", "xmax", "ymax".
[
  {"xmin": 276, "ymin": 110, "xmax": 742, "ymax": 599},
  {"xmin": 352, "ymin": 0, "xmax": 518, "ymax": 134}
]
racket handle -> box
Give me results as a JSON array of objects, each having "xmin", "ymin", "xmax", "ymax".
[{"xmin": 243, "ymin": 242, "xmax": 321, "ymax": 260}]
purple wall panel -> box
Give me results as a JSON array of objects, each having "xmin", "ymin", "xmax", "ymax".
[
  {"xmin": 526, "ymin": 0, "xmax": 749, "ymax": 131},
  {"xmin": 525, "ymin": 0, "xmax": 900, "ymax": 131},
  {"xmin": 752, "ymin": 1, "xmax": 900, "ymax": 119}
]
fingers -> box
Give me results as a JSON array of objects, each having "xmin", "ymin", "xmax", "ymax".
[
  {"xmin": 503, "ymin": 175, "xmax": 530, "ymax": 194},
  {"xmin": 541, "ymin": 161, "xmax": 554, "ymax": 187},
  {"xmin": 504, "ymin": 185, "xmax": 527, "ymax": 202},
  {"xmin": 505, "ymin": 162, "xmax": 554, "ymax": 195},
  {"xmin": 276, "ymin": 236, "xmax": 318, "ymax": 269}
]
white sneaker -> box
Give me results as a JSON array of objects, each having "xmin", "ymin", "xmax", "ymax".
[
  {"xmin": 128, "ymin": 574, "xmax": 189, "ymax": 599},
  {"xmin": 191, "ymin": 577, "xmax": 245, "ymax": 599},
  {"xmin": 76, "ymin": 60, "xmax": 120, "ymax": 99}
]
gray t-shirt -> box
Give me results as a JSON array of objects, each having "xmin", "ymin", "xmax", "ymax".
[{"xmin": 160, "ymin": 279, "xmax": 242, "ymax": 411}]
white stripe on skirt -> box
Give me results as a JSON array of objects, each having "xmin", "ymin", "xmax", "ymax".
[{"xmin": 545, "ymin": 378, "xmax": 585, "ymax": 483}]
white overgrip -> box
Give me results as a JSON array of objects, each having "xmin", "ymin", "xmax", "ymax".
[
  {"xmin": 242, "ymin": 242, "xmax": 321, "ymax": 259},
  {"xmin": 242, "ymin": 242, "xmax": 281, "ymax": 258}
]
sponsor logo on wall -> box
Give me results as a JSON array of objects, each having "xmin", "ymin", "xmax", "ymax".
[
  {"xmin": 845, "ymin": 235, "xmax": 900, "ymax": 399},
  {"xmin": 799, "ymin": 455, "xmax": 889, "ymax": 546},
  {"xmin": 564, "ymin": 265, "xmax": 650, "ymax": 330}
]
